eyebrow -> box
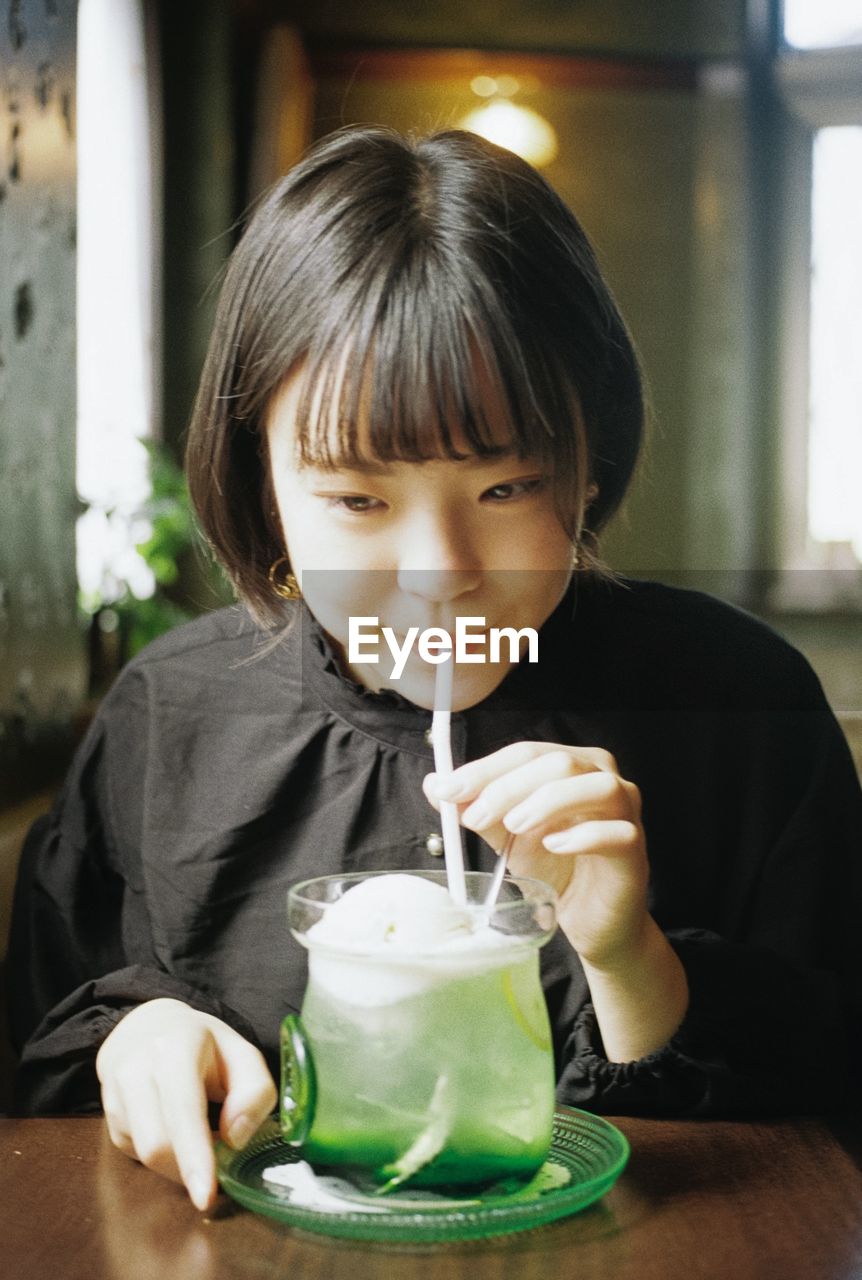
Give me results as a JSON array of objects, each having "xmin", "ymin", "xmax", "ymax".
[{"xmin": 298, "ymin": 449, "xmax": 522, "ymax": 476}]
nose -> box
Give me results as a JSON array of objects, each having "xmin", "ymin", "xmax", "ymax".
[
  {"xmin": 396, "ymin": 507, "xmax": 482, "ymax": 603},
  {"xmin": 397, "ymin": 567, "xmax": 481, "ymax": 604}
]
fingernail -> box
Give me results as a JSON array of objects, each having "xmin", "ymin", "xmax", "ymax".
[
  {"xmin": 543, "ymin": 833, "xmax": 568, "ymax": 851},
  {"xmin": 505, "ymin": 806, "xmax": 533, "ymax": 833},
  {"xmin": 462, "ymin": 803, "xmax": 490, "ymax": 828},
  {"xmin": 228, "ymin": 1115, "xmax": 255, "ymax": 1149},
  {"xmin": 189, "ymin": 1173, "xmax": 212, "ymax": 1211}
]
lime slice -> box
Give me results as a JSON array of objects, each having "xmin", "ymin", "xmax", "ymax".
[
  {"xmin": 501, "ymin": 969, "xmax": 552, "ymax": 1052},
  {"xmin": 375, "ymin": 1075, "xmax": 450, "ymax": 1193}
]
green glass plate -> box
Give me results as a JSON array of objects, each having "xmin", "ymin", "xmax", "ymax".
[{"xmin": 215, "ymin": 1107, "xmax": 629, "ymax": 1243}]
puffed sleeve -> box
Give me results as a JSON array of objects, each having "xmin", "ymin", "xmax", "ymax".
[
  {"xmin": 555, "ymin": 690, "xmax": 862, "ymax": 1116},
  {"xmin": 6, "ymin": 682, "xmax": 261, "ymax": 1115}
]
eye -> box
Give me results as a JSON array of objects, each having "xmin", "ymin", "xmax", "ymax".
[
  {"xmin": 326, "ymin": 494, "xmax": 386, "ymax": 514},
  {"xmin": 481, "ymin": 477, "xmax": 545, "ymax": 503}
]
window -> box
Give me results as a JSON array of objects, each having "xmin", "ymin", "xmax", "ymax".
[
  {"xmin": 76, "ymin": 0, "xmax": 160, "ymax": 610},
  {"xmin": 783, "ymin": 1, "xmax": 862, "ymax": 50},
  {"xmin": 807, "ymin": 126, "xmax": 862, "ymax": 561},
  {"xmin": 773, "ymin": 4, "xmax": 862, "ymax": 602}
]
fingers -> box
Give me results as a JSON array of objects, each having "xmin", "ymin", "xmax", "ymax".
[
  {"xmin": 210, "ymin": 1021, "xmax": 278, "ymax": 1150},
  {"xmin": 158, "ymin": 1035, "xmax": 219, "ymax": 1209},
  {"xmin": 423, "ymin": 744, "xmax": 649, "ymax": 970},
  {"xmin": 500, "ymin": 769, "xmax": 639, "ymax": 838},
  {"xmin": 101, "ymin": 1079, "xmax": 136, "ymax": 1159},
  {"xmin": 424, "ymin": 742, "xmax": 618, "ymax": 810},
  {"xmin": 97, "ymin": 1000, "xmax": 276, "ymax": 1214},
  {"xmin": 100, "ymin": 1029, "xmax": 218, "ymax": 1210},
  {"xmin": 425, "ymin": 746, "xmax": 637, "ymax": 847},
  {"xmin": 543, "ymin": 818, "xmax": 643, "ymax": 854}
]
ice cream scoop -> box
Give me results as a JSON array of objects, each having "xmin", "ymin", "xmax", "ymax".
[
  {"xmin": 300, "ymin": 872, "xmax": 513, "ymax": 1007},
  {"xmin": 306, "ymin": 873, "xmax": 476, "ymax": 954}
]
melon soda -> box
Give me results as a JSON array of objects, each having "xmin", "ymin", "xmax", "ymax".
[{"xmin": 280, "ymin": 869, "xmax": 557, "ymax": 1191}]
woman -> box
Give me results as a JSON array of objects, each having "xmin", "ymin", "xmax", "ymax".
[{"xmin": 9, "ymin": 126, "xmax": 862, "ymax": 1210}]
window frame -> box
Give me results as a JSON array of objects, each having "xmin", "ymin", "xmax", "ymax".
[{"xmin": 768, "ymin": 14, "xmax": 862, "ymax": 609}]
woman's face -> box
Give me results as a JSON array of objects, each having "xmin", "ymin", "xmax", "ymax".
[{"xmin": 265, "ymin": 367, "xmax": 574, "ymax": 711}]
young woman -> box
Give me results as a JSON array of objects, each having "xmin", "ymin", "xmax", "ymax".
[{"xmin": 9, "ymin": 126, "xmax": 862, "ymax": 1212}]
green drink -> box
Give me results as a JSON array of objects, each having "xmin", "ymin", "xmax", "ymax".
[{"xmin": 282, "ymin": 870, "xmax": 557, "ymax": 1191}]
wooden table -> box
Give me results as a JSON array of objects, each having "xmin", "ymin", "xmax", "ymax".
[{"xmin": 3, "ymin": 1114, "xmax": 862, "ymax": 1279}]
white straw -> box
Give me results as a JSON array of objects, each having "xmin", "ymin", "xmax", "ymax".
[
  {"xmin": 483, "ymin": 832, "xmax": 514, "ymax": 911},
  {"xmin": 431, "ymin": 652, "xmax": 467, "ymax": 904}
]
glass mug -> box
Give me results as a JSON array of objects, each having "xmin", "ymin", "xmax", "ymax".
[{"xmin": 280, "ymin": 869, "xmax": 557, "ymax": 1191}]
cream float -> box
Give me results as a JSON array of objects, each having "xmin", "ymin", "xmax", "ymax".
[{"xmin": 280, "ymin": 870, "xmax": 557, "ymax": 1190}]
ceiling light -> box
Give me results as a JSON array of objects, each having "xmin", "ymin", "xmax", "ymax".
[{"xmin": 459, "ymin": 99, "xmax": 558, "ymax": 168}]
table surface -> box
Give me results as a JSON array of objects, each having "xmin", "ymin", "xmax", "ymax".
[{"xmin": 3, "ymin": 1113, "xmax": 862, "ymax": 1280}]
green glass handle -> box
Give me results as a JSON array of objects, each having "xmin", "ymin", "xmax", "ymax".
[{"xmin": 279, "ymin": 1013, "xmax": 317, "ymax": 1146}]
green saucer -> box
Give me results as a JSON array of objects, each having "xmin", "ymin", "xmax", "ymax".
[{"xmin": 215, "ymin": 1108, "xmax": 629, "ymax": 1243}]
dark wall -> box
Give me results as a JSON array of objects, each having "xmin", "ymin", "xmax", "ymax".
[
  {"xmin": 259, "ymin": 0, "xmax": 747, "ymax": 59},
  {"xmin": 159, "ymin": 2, "xmax": 236, "ymax": 460},
  {"xmin": 0, "ymin": 0, "xmax": 83, "ymax": 806}
]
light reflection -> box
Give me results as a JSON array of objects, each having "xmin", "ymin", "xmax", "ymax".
[
  {"xmin": 807, "ymin": 126, "xmax": 862, "ymax": 559},
  {"xmin": 459, "ymin": 99, "xmax": 558, "ymax": 168},
  {"xmin": 76, "ymin": 0, "xmax": 158, "ymax": 608},
  {"xmin": 784, "ymin": 0, "xmax": 862, "ymax": 48},
  {"xmin": 96, "ymin": 1130, "xmax": 217, "ymax": 1280}
]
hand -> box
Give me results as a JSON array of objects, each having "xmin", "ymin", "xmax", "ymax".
[
  {"xmin": 96, "ymin": 998, "xmax": 277, "ymax": 1210},
  {"xmin": 425, "ymin": 743, "xmax": 688, "ymax": 1062},
  {"xmin": 424, "ymin": 741, "xmax": 649, "ymax": 969}
]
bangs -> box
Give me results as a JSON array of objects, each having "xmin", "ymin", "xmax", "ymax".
[{"xmin": 288, "ymin": 259, "xmax": 572, "ymax": 471}]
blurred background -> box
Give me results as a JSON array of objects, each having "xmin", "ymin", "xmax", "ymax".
[{"xmin": 1, "ymin": 2, "xmax": 861, "ymax": 1080}]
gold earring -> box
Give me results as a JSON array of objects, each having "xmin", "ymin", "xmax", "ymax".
[{"xmin": 268, "ymin": 556, "xmax": 301, "ymax": 600}]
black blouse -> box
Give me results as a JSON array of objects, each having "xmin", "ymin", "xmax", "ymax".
[{"xmin": 8, "ymin": 578, "xmax": 862, "ymax": 1116}]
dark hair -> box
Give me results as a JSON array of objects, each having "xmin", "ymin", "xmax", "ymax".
[{"xmin": 186, "ymin": 125, "xmax": 644, "ymax": 625}]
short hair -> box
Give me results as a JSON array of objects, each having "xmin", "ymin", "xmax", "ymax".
[{"xmin": 186, "ymin": 125, "xmax": 644, "ymax": 625}]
